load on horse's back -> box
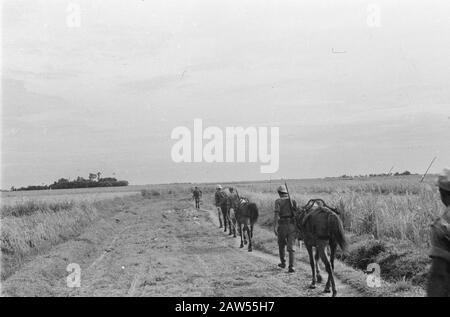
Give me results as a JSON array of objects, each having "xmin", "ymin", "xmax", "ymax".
[
  {"xmin": 295, "ymin": 198, "xmax": 347, "ymax": 297},
  {"xmin": 234, "ymin": 192, "xmax": 259, "ymax": 252},
  {"xmin": 237, "ymin": 197, "xmax": 258, "ymax": 220}
]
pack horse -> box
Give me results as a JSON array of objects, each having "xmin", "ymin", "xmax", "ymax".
[
  {"xmin": 295, "ymin": 198, "xmax": 348, "ymax": 297},
  {"xmin": 234, "ymin": 196, "xmax": 259, "ymax": 252}
]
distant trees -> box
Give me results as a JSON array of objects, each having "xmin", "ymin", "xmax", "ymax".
[
  {"xmin": 48, "ymin": 175, "xmax": 129, "ymax": 189},
  {"xmin": 394, "ymin": 170, "xmax": 411, "ymax": 176},
  {"xmin": 12, "ymin": 173, "xmax": 129, "ymax": 191},
  {"xmin": 12, "ymin": 185, "xmax": 49, "ymax": 191},
  {"xmin": 341, "ymin": 171, "xmax": 414, "ymax": 178}
]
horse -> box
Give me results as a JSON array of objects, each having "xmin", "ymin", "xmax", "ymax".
[
  {"xmin": 295, "ymin": 198, "xmax": 348, "ymax": 297},
  {"xmin": 234, "ymin": 198, "xmax": 259, "ymax": 252}
]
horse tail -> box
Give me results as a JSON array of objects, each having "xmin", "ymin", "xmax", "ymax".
[
  {"xmin": 329, "ymin": 212, "xmax": 348, "ymax": 252},
  {"xmin": 247, "ymin": 203, "xmax": 259, "ymax": 224}
]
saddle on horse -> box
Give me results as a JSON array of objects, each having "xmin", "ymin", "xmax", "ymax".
[
  {"xmin": 236, "ymin": 197, "xmax": 250, "ymax": 216},
  {"xmin": 300, "ymin": 200, "xmax": 338, "ymax": 227},
  {"xmin": 295, "ymin": 199, "xmax": 340, "ymax": 241}
]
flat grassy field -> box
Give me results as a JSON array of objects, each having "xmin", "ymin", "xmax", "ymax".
[
  {"xmin": 1, "ymin": 185, "xmax": 147, "ymax": 206},
  {"xmin": 1, "ymin": 175, "xmax": 442, "ymax": 292}
]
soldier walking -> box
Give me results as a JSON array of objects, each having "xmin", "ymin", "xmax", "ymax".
[
  {"xmin": 215, "ymin": 185, "xmax": 230, "ymax": 232},
  {"xmin": 427, "ymin": 169, "xmax": 450, "ymax": 297},
  {"xmin": 228, "ymin": 187, "xmax": 239, "ymax": 237},
  {"xmin": 274, "ymin": 185, "xmax": 298, "ymax": 273},
  {"xmin": 192, "ymin": 186, "xmax": 202, "ymax": 209}
]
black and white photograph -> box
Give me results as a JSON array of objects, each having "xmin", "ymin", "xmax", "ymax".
[{"xmin": 1, "ymin": 0, "xmax": 450, "ymax": 301}]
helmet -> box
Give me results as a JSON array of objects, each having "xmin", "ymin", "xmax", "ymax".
[
  {"xmin": 277, "ymin": 185, "xmax": 288, "ymax": 194},
  {"xmin": 437, "ymin": 169, "xmax": 450, "ymax": 192}
]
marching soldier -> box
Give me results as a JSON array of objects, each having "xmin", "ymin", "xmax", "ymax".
[
  {"xmin": 228, "ymin": 187, "xmax": 239, "ymax": 237},
  {"xmin": 274, "ymin": 185, "xmax": 298, "ymax": 273},
  {"xmin": 215, "ymin": 185, "xmax": 230, "ymax": 232},
  {"xmin": 427, "ymin": 169, "xmax": 450, "ymax": 297},
  {"xmin": 192, "ymin": 186, "xmax": 202, "ymax": 209}
]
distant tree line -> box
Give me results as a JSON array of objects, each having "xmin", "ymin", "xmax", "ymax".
[
  {"xmin": 369, "ymin": 170, "xmax": 412, "ymax": 177},
  {"xmin": 339, "ymin": 170, "xmax": 413, "ymax": 179},
  {"xmin": 10, "ymin": 173, "xmax": 129, "ymax": 191}
]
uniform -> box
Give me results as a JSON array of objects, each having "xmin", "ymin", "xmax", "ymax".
[
  {"xmin": 274, "ymin": 188, "xmax": 298, "ymax": 272},
  {"xmin": 229, "ymin": 191, "xmax": 239, "ymax": 210},
  {"xmin": 192, "ymin": 188, "xmax": 202, "ymax": 209},
  {"xmin": 215, "ymin": 187, "xmax": 230, "ymax": 232},
  {"xmin": 228, "ymin": 190, "xmax": 239, "ymax": 236},
  {"xmin": 427, "ymin": 169, "xmax": 450, "ymax": 297}
]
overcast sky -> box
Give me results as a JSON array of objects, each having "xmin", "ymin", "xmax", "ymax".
[{"xmin": 2, "ymin": 0, "xmax": 450, "ymax": 188}]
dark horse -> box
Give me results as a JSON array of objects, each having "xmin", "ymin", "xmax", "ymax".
[
  {"xmin": 295, "ymin": 199, "xmax": 348, "ymax": 297},
  {"xmin": 235, "ymin": 198, "xmax": 259, "ymax": 252}
]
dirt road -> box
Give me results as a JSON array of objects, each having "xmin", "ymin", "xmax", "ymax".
[{"xmin": 1, "ymin": 196, "xmax": 362, "ymax": 297}]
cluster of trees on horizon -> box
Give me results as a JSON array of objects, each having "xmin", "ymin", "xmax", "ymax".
[
  {"xmin": 339, "ymin": 170, "xmax": 414, "ymax": 179},
  {"xmin": 10, "ymin": 172, "xmax": 129, "ymax": 191}
]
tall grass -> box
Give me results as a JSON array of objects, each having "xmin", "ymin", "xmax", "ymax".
[
  {"xmin": 1, "ymin": 204, "xmax": 98, "ymax": 256},
  {"xmin": 235, "ymin": 175, "xmax": 434, "ymax": 196},
  {"xmin": 242, "ymin": 178, "xmax": 443, "ymax": 247},
  {"xmin": 0, "ymin": 200, "xmax": 102, "ymax": 279},
  {"xmin": 1, "ymin": 200, "xmax": 76, "ymax": 218},
  {"xmin": 238, "ymin": 177, "xmax": 441, "ymax": 287}
]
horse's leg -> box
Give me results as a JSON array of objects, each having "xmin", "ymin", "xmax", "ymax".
[
  {"xmin": 243, "ymin": 221, "xmax": 248, "ymax": 245},
  {"xmin": 315, "ymin": 248, "xmax": 322, "ymax": 283},
  {"xmin": 246, "ymin": 225, "xmax": 252, "ymax": 252},
  {"xmin": 330, "ymin": 242, "xmax": 337, "ymax": 271},
  {"xmin": 228, "ymin": 209, "xmax": 233, "ymax": 235},
  {"xmin": 222, "ymin": 207, "xmax": 228, "ymax": 233},
  {"xmin": 217, "ymin": 207, "xmax": 223, "ymax": 228},
  {"xmin": 318, "ymin": 244, "xmax": 336, "ymax": 297},
  {"xmin": 306, "ymin": 244, "xmax": 316, "ymax": 289},
  {"xmin": 230, "ymin": 208, "xmax": 236, "ymax": 237},
  {"xmin": 227, "ymin": 209, "xmax": 233, "ymax": 235},
  {"xmin": 239, "ymin": 222, "xmax": 244, "ymax": 248}
]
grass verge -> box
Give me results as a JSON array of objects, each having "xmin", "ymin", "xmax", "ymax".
[{"xmin": 1, "ymin": 197, "xmax": 131, "ymax": 280}]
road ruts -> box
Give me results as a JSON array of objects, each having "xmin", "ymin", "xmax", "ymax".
[{"xmin": 67, "ymin": 197, "xmax": 361, "ymax": 297}]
